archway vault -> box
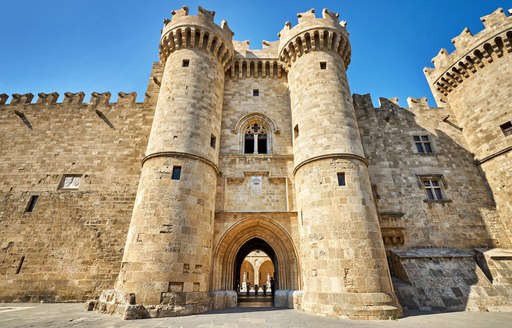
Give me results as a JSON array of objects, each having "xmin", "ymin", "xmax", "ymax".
[{"xmin": 211, "ymin": 218, "xmax": 301, "ymax": 291}]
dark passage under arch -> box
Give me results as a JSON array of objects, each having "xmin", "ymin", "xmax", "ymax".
[{"xmin": 234, "ymin": 238, "xmax": 278, "ymax": 291}]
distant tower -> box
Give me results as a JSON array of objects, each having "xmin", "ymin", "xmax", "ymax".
[
  {"xmin": 425, "ymin": 8, "xmax": 512, "ymax": 247},
  {"xmin": 278, "ymin": 9, "xmax": 402, "ymax": 319},
  {"xmin": 113, "ymin": 6, "xmax": 233, "ymax": 316}
]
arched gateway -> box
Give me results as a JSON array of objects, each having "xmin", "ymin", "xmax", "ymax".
[{"xmin": 211, "ymin": 218, "xmax": 301, "ymax": 293}]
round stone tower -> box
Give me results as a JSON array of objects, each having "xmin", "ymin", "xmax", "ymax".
[
  {"xmin": 278, "ymin": 9, "xmax": 401, "ymax": 319},
  {"xmin": 424, "ymin": 8, "xmax": 512, "ymax": 246},
  {"xmin": 113, "ymin": 6, "xmax": 234, "ymax": 316}
]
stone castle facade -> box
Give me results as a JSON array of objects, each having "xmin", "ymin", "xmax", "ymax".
[{"xmin": 0, "ymin": 6, "xmax": 511, "ymax": 320}]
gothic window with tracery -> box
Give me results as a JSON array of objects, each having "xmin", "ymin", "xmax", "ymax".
[{"xmin": 244, "ymin": 123, "xmax": 268, "ymax": 154}]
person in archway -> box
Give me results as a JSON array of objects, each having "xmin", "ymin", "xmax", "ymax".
[{"xmin": 270, "ymin": 277, "xmax": 275, "ymax": 298}]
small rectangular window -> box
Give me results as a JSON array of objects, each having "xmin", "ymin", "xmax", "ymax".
[
  {"xmin": 337, "ymin": 172, "xmax": 346, "ymax": 186},
  {"xmin": 171, "ymin": 166, "xmax": 182, "ymax": 180},
  {"xmin": 420, "ymin": 176, "xmax": 445, "ymax": 200},
  {"xmin": 182, "ymin": 59, "xmax": 190, "ymax": 67},
  {"xmin": 210, "ymin": 134, "xmax": 216, "ymax": 149},
  {"xmin": 294, "ymin": 125, "xmax": 299, "ymax": 139},
  {"xmin": 59, "ymin": 175, "xmax": 82, "ymax": 190},
  {"xmin": 25, "ymin": 195, "xmax": 39, "ymax": 213},
  {"xmin": 500, "ymin": 121, "xmax": 512, "ymax": 136},
  {"xmin": 414, "ymin": 135, "xmax": 433, "ymax": 153},
  {"xmin": 253, "ymin": 89, "xmax": 259, "ymax": 96},
  {"xmin": 320, "ymin": 62, "xmax": 327, "ymax": 69}
]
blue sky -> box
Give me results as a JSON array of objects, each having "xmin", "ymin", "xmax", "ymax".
[{"xmin": 0, "ymin": 1, "xmax": 510, "ymax": 106}]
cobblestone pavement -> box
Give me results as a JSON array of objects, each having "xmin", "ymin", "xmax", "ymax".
[{"xmin": 1, "ymin": 304, "xmax": 512, "ymax": 328}]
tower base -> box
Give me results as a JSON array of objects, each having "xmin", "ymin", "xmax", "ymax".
[
  {"xmin": 300, "ymin": 292, "xmax": 403, "ymax": 320},
  {"xmin": 88, "ymin": 289, "xmax": 212, "ymax": 320}
]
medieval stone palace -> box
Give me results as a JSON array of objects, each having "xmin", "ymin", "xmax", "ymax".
[{"xmin": 0, "ymin": 6, "xmax": 511, "ymax": 320}]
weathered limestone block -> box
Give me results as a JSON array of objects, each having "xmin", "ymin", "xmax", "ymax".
[
  {"xmin": 63, "ymin": 91, "xmax": 85, "ymax": 104},
  {"xmin": 36, "ymin": 92, "xmax": 59, "ymax": 104},
  {"xmin": 117, "ymin": 92, "xmax": 137, "ymax": 105},
  {"xmin": 10, "ymin": 93, "xmax": 34, "ymax": 105},
  {"xmin": 210, "ymin": 291, "xmax": 226, "ymax": 309},
  {"xmin": 274, "ymin": 290, "xmax": 289, "ymax": 308},
  {"xmin": 0, "ymin": 94, "xmax": 8, "ymax": 105},
  {"xmin": 90, "ymin": 92, "xmax": 111, "ymax": 106}
]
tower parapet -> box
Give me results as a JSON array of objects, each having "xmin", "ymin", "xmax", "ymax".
[
  {"xmin": 159, "ymin": 6, "xmax": 234, "ymax": 70},
  {"xmin": 424, "ymin": 8, "xmax": 512, "ymax": 247},
  {"xmin": 424, "ymin": 8, "xmax": 512, "ymax": 102},
  {"xmin": 278, "ymin": 9, "xmax": 350, "ymax": 70}
]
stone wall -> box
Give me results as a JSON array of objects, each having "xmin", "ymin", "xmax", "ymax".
[
  {"xmin": 390, "ymin": 248, "xmax": 512, "ymax": 312},
  {"xmin": 0, "ymin": 92, "xmax": 154, "ymax": 302},
  {"xmin": 353, "ymin": 94, "xmax": 506, "ymax": 249}
]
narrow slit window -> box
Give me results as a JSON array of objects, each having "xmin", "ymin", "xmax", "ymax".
[
  {"xmin": 500, "ymin": 121, "xmax": 512, "ymax": 136},
  {"xmin": 337, "ymin": 172, "xmax": 346, "ymax": 186},
  {"xmin": 182, "ymin": 59, "xmax": 190, "ymax": 67},
  {"xmin": 210, "ymin": 134, "xmax": 216, "ymax": 149},
  {"xmin": 294, "ymin": 124, "xmax": 299, "ymax": 139},
  {"xmin": 171, "ymin": 166, "xmax": 182, "ymax": 180},
  {"xmin": 26, "ymin": 195, "xmax": 39, "ymax": 213},
  {"xmin": 253, "ymin": 89, "xmax": 259, "ymax": 97},
  {"xmin": 320, "ymin": 62, "xmax": 327, "ymax": 70}
]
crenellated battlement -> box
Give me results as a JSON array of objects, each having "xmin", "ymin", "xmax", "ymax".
[
  {"xmin": 424, "ymin": 8, "xmax": 512, "ymax": 100},
  {"xmin": 277, "ymin": 8, "xmax": 350, "ymax": 69},
  {"xmin": 352, "ymin": 93, "xmax": 442, "ymax": 112},
  {"xmin": 0, "ymin": 91, "xmax": 139, "ymax": 107},
  {"xmin": 159, "ymin": 6, "xmax": 235, "ymax": 70}
]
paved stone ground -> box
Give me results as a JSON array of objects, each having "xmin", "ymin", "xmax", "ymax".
[{"xmin": 1, "ymin": 304, "xmax": 512, "ymax": 328}]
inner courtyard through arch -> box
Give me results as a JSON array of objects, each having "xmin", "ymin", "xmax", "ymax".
[{"xmin": 234, "ymin": 238, "xmax": 277, "ymax": 307}]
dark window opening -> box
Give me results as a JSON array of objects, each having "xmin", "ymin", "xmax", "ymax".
[
  {"xmin": 387, "ymin": 255, "xmax": 396, "ymax": 278},
  {"xmin": 16, "ymin": 256, "xmax": 25, "ymax": 274},
  {"xmin": 253, "ymin": 89, "xmax": 259, "ymax": 96},
  {"xmin": 182, "ymin": 59, "xmax": 190, "ymax": 67},
  {"xmin": 423, "ymin": 178, "xmax": 443, "ymax": 200},
  {"xmin": 294, "ymin": 124, "xmax": 299, "ymax": 139},
  {"xmin": 210, "ymin": 134, "xmax": 216, "ymax": 149},
  {"xmin": 244, "ymin": 134, "xmax": 255, "ymax": 154},
  {"xmin": 26, "ymin": 195, "xmax": 39, "ymax": 213},
  {"xmin": 337, "ymin": 172, "xmax": 346, "ymax": 186},
  {"xmin": 171, "ymin": 166, "xmax": 182, "ymax": 180},
  {"xmin": 414, "ymin": 135, "xmax": 433, "ymax": 153},
  {"xmin": 320, "ymin": 62, "xmax": 327, "ymax": 70},
  {"xmin": 258, "ymin": 135, "xmax": 268, "ymax": 154},
  {"xmin": 500, "ymin": 121, "xmax": 512, "ymax": 136}
]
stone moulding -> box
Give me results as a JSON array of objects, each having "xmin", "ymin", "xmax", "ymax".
[{"xmin": 293, "ymin": 153, "xmax": 369, "ymax": 175}]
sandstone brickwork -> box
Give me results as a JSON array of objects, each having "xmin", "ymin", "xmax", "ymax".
[{"xmin": 0, "ymin": 5, "xmax": 511, "ymax": 321}]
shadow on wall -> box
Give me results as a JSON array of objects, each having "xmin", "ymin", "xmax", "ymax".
[{"xmin": 353, "ymin": 94, "xmax": 512, "ymax": 313}]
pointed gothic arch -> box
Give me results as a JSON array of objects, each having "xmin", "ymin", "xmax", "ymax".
[{"xmin": 211, "ymin": 218, "xmax": 300, "ymax": 292}]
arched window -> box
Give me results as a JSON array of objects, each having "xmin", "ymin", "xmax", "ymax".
[
  {"xmin": 244, "ymin": 123, "xmax": 268, "ymax": 154},
  {"xmin": 233, "ymin": 112, "xmax": 280, "ymax": 155}
]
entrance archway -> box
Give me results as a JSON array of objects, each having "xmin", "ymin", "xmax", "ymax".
[
  {"xmin": 235, "ymin": 238, "xmax": 276, "ymax": 292},
  {"xmin": 211, "ymin": 218, "xmax": 300, "ymax": 292}
]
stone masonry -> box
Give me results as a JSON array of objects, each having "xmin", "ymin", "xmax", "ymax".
[{"xmin": 0, "ymin": 5, "xmax": 512, "ymax": 320}]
